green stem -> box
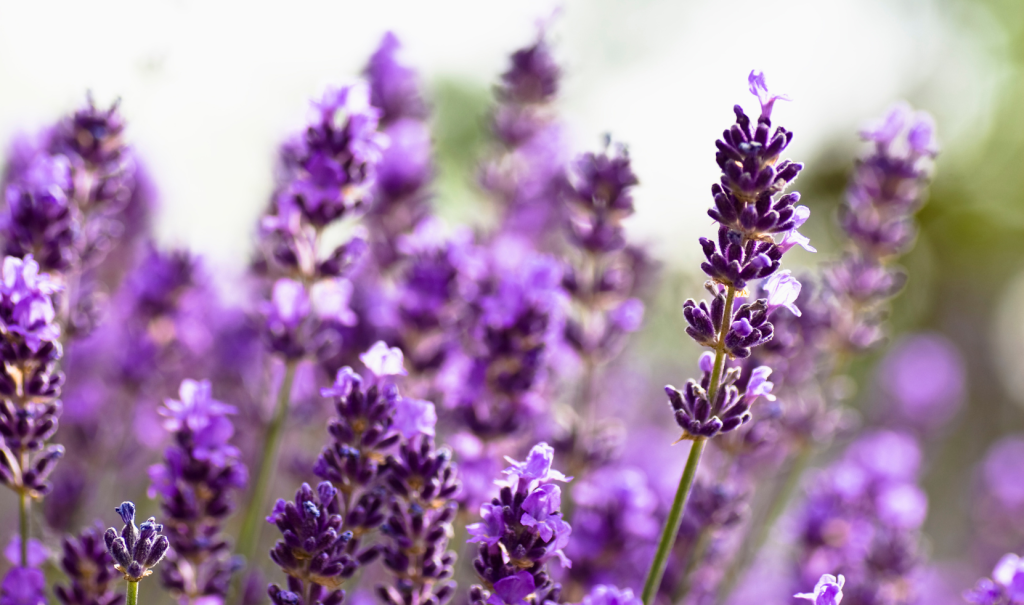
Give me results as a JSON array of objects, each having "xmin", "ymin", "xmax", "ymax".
[
  {"xmin": 235, "ymin": 361, "xmax": 297, "ymax": 568},
  {"xmin": 641, "ymin": 285, "xmax": 736, "ymax": 605},
  {"xmin": 18, "ymin": 486, "xmax": 28, "ymax": 567},
  {"xmin": 642, "ymin": 437, "xmax": 707, "ymax": 605},
  {"xmin": 126, "ymin": 580, "xmax": 139, "ymax": 605}
]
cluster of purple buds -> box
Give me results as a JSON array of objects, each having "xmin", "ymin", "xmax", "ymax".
[
  {"xmin": 699, "ymin": 72, "xmax": 811, "ymax": 290},
  {"xmin": 2, "ymin": 97, "xmax": 137, "ymax": 273},
  {"xmin": 0, "ymin": 255, "xmax": 65, "ymax": 497},
  {"xmin": 467, "ymin": 443, "xmax": 572, "ymax": 605},
  {"xmin": 561, "ymin": 142, "xmax": 646, "ymax": 362},
  {"xmin": 104, "ymin": 501, "xmax": 170, "ymax": 582},
  {"xmin": 840, "ymin": 103, "xmax": 937, "ymax": 258},
  {"xmin": 965, "ymin": 553, "xmax": 1024, "ymax": 605},
  {"xmin": 824, "ymin": 104, "xmax": 937, "ymax": 352},
  {"xmin": 794, "ymin": 431, "xmax": 926, "ymax": 605},
  {"xmin": 313, "ymin": 342, "xmax": 406, "ymax": 535},
  {"xmin": 266, "ymin": 482, "xmax": 365, "ymax": 605},
  {"xmin": 55, "ymin": 525, "xmax": 122, "ymax": 605},
  {"xmin": 440, "ymin": 248, "xmax": 566, "ymax": 437},
  {"xmin": 390, "ymin": 221, "xmax": 473, "ymax": 376},
  {"xmin": 666, "ymin": 352, "xmax": 775, "ymax": 438},
  {"xmin": 363, "ymin": 32, "xmax": 433, "ymax": 271},
  {"xmin": 377, "ymin": 436, "xmax": 461, "ymax": 605},
  {"xmin": 483, "ymin": 33, "xmax": 568, "ymax": 237},
  {"xmin": 148, "ymin": 379, "xmax": 248, "ymax": 602},
  {"xmin": 257, "ymin": 79, "xmax": 386, "ymax": 360}
]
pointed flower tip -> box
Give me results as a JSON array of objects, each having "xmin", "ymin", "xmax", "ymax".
[{"xmin": 747, "ymin": 69, "xmax": 790, "ymax": 120}]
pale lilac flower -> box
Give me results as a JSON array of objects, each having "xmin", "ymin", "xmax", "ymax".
[
  {"xmin": 359, "ymin": 340, "xmax": 407, "ymax": 377},
  {"xmin": 520, "ymin": 484, "xmax": 563, "ymax": 541},
  {"xmin": 744, "ymin": 366, "xmax": 776, "ymax": 404},
  {"xmin": 795, "ymin": 573, "xmax": 845, "ymax": 605},
  {"xmin": 392, "ymin": 397, "xmax": 436, "ymax": 438},
  {"xmin": 748, "ymin": 69, "xmax": 790, "ymax": 120},
  {"xmin": 503, "ymin": 442, "xmax": 571, "ymax": 485},
  {"xmin": 488, "ymin": 571, "xmax": 535, "ymax": 605},
  {"xmin": 467, "ymin": 503, "xmax": 506, "ymax": 549},
  {"xmin": 267, "ymin": 278, "xmax": 309, "ymax": 329},
  {"xmin": 578, "ymin": 585, "xmax": 642, "ymax": 605},
  {"xmin": 764, "ymin": 270, "xmax": 803, "ymax": 316},
  {"xmin": 310, "ymin": 277, "xmax": 357, "ymax": 325}
]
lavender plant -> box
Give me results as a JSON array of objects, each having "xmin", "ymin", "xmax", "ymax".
[
  {"xmin": 640, "ymin": 71, "xmax": 806, "ymax": 604},
  {"xmin": 0, "ymin": 22, "xmax": 1007, "ymax": 605}
]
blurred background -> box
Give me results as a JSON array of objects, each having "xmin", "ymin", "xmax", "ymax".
[{"xmin": 1, "ymin": 0, "xmax": 1023, "ymax": 589}]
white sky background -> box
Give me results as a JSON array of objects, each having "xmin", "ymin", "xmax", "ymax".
[{"xmin": 0, "ymin": 0, "xmax": 1004, "ymax": 275}]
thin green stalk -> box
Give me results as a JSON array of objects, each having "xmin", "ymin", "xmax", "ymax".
[
  {"xmin": 126, "ymin": 580, "xmax": 139, "ymax": 605},
  {"xmin": 235, "ymin": 361, "xmax": 297, "ymax": 568},
  {"xmin": 642, "ymin": 437, "xmax": 707, "ymax": 605},
  {"xmin": 641, "ymin": 285, "xmax": 736, "ymax": 605},
  {"xmin": 18, "ymin": 487, "xmax": 28, "ymax": 567}
]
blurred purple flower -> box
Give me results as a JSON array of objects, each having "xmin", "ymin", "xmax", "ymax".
[{"xmin": 877, "ymin": 332, "xmax": 965, "ymax": 430}]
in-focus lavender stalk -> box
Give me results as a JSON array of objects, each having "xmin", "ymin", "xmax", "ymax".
[
  {"xmin": 55, "ymin": 525, "xmax": 123, "ymax": 605},
  {"xmin": 104, "ymin": 501, "xmax": 170, "ymax": 605},
  {"xmin": 0, "ymin": 255, "xmax": 66, "ymax": 568},
  {"xmin": 377, "ymin": 435, "xmax": 461, "ymax": 605},
  {"xmin": 717, "ymin": 101, "xmax": 939, "ymax": 604},
  {"xmin": 266, "ymin": 482, "xmax": 362, "ymax": 605},
  {"xmin": 642, "ymin": 71, "xmax": 806, "ymax": 605},
  {"xmin": 466, "ymin": 442, "xmax": 572, "ymax": 605},
  {"xmin": 149, "ymin": 379, "xmax": 249, "ymax": 603},
  {"xmin": 313, "ymin": 342, "xmax": 404, "ymax": 539}
]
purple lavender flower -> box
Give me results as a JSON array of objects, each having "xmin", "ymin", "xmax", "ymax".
[
  {"xmin": 701, "ymin": 71, "xmax": 805, "ymax": 289},
  {"xmin": 796, "ymin": 574, "xmax": 846, "ymax": 605},
  {"xmin": 665, "ymin": 360, "xmax": 774, "ymax": 439},
  {"xmin": 267, "ymin": 482, "xmax": 363, "ymax": 605},
  {"xmin": 360, "ymin": 341, "xmax": 408, "ymax": 378},
  {"xmin": 965, "ymin": 553, "xmax": 1024, "ymax": 605},
  {"xmin": 0, "ymin": 539, "xmax": 48, "ymax": 603},
  {"xmin": 468, "ymin": 442, "xmax": 572, "ymax": 605},
  {"xmin": 0, "ymin": 566, "xmax": 46, "ymax": 605},
  {"xmin": 3, "ymin": 97, "xmax": 139, "ymax": 273},
  {"xmin": 149, "ymin": 379, "xmax": 248, "ymax": 603},
  {"xmin": 54, "ymin": 525, "xmax": 122, "ymax": 605},
  {"xmin": 562, "ymin": 141, "xmax": 649, "ymax": 367},
  {"xmin": 794, "ymin": 431, "xmax": 925, "ymax": 605},
  {"xmin": 365, "ymin": 32, "xmax": 428, "ymax": 125},
  {"xmin": 439, "ymin": 245, "xmax": 566, "ymax": 436},
  {"xmin": 764, "ymin": 270, "xmax": 803, "ymax": 317},
  {"xmin": 104, "ymin": 501, "xmax": 170, "ymax": 582},
  {"xmin": 277, "ymin": 83, "xmax": 387, "ymax": 228},
  {"xmin": 377, "ymin": 436, "xmax": 461, "ymax": 605}
]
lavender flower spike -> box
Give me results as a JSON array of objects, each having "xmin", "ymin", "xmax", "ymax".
[
  {"xmin": 796, "ymin": 574, "xmax": 846, "ymax": 605},
  {"xmin": 468, "ymin": 442, "xmax": 572, "ymax": 605},
  {"xmin": 267, "ymin": 482, "xmax": 361, "ymax": 605},
  {"xmin": 104, "ymin": 501, "xmax": 170, "ymax": 582},
  {"xmin": 55, "ymin": 525, "xmax": 122, "ymax": 605}
]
